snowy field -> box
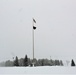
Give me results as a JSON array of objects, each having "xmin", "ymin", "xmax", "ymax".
[{"xmin": 0, "ymin": 66, "xmax": 76, "ymax": 74}]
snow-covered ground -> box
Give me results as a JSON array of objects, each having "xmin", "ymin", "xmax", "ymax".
[{"xmin": 0, "ymin": 66, "xmax": 76, "ymax": 74}]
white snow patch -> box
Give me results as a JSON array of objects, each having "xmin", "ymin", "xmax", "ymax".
[{"xmin": 0, "ymin": 66, "xmax": 76, "ymax": 74}]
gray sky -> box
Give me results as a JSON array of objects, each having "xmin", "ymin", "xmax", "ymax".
[{"xmin": 0, "ymin": 0, "xmax": 76, "ymax": 62}]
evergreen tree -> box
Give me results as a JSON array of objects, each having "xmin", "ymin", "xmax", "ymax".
[
  {"xmin": 5, "ymin": 60, "xmax": 13, "ymax": 66},
  {"xmin": 24, "ymin": 55, "xmax": 28, "ymax": 66},
  {"xmin": 60, "ymin": 60, "xmax": 63, "ymax": 66},
  {"xmin": 55, "ymin": 60, "xmax": 60, "ymax": 66},
  {"xmin": 41, "ymin": 59, "xmax": 44, "ymax": 66},
  {"xmin": 71, "ymin": 59, "xmax": 75, "ymax": 66},
  {"xmin": 14, "ymin": 56, "xmax": 19, "ymax": 66}
]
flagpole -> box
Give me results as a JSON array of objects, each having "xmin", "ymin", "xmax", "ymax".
[
  {"xmin": 33, "ymin": 21, "xmax": 34, "ymax": 60},
  {"xmin": 32, "ymin": 20, "xmax": 34, "ymax": 66},
  {"xmin": 32, "ymin": 18, "xmax": 36, "ymax": 66}
]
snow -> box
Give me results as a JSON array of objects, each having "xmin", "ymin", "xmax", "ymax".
[{"xmin": 0, "ymin": 66, "xmax": 76, "ymax": 74}]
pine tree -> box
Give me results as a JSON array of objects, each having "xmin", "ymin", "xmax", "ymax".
[
  {"xmin": 24, "ymin": 55, "xmax": 28, "ymax": 66},
  {"xmin": 71, "ymin": 59, "xmax": 75, "ymax": 66},
  {"xmin": 14, "ymin": 56, "xmax": 19, "ymax": 66}
]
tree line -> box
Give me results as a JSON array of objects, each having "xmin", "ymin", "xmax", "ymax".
[
  {"xmin": 0, "ymin": 55, "xmax": 75, "ymax": 67},
  {"xmin": 0, "ymin": 55, "xmax": 63, "ymax": 66}
]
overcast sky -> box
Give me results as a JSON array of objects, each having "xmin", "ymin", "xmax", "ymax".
[{"xmin": 0, "ymin": 0, "xmax": 76, "ymax": 62}]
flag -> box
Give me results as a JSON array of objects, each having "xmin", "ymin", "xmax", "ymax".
[
  {"xmin": 33, "ymin": 18, "xmax": 36, "ymax": 23},
  {"xmin": 33, "ymin": 18, "xmax": 36, "ymax": 30},
  {"xmin": 33, "ymin": 26, "xmax": 36, "ymax": 30}
]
